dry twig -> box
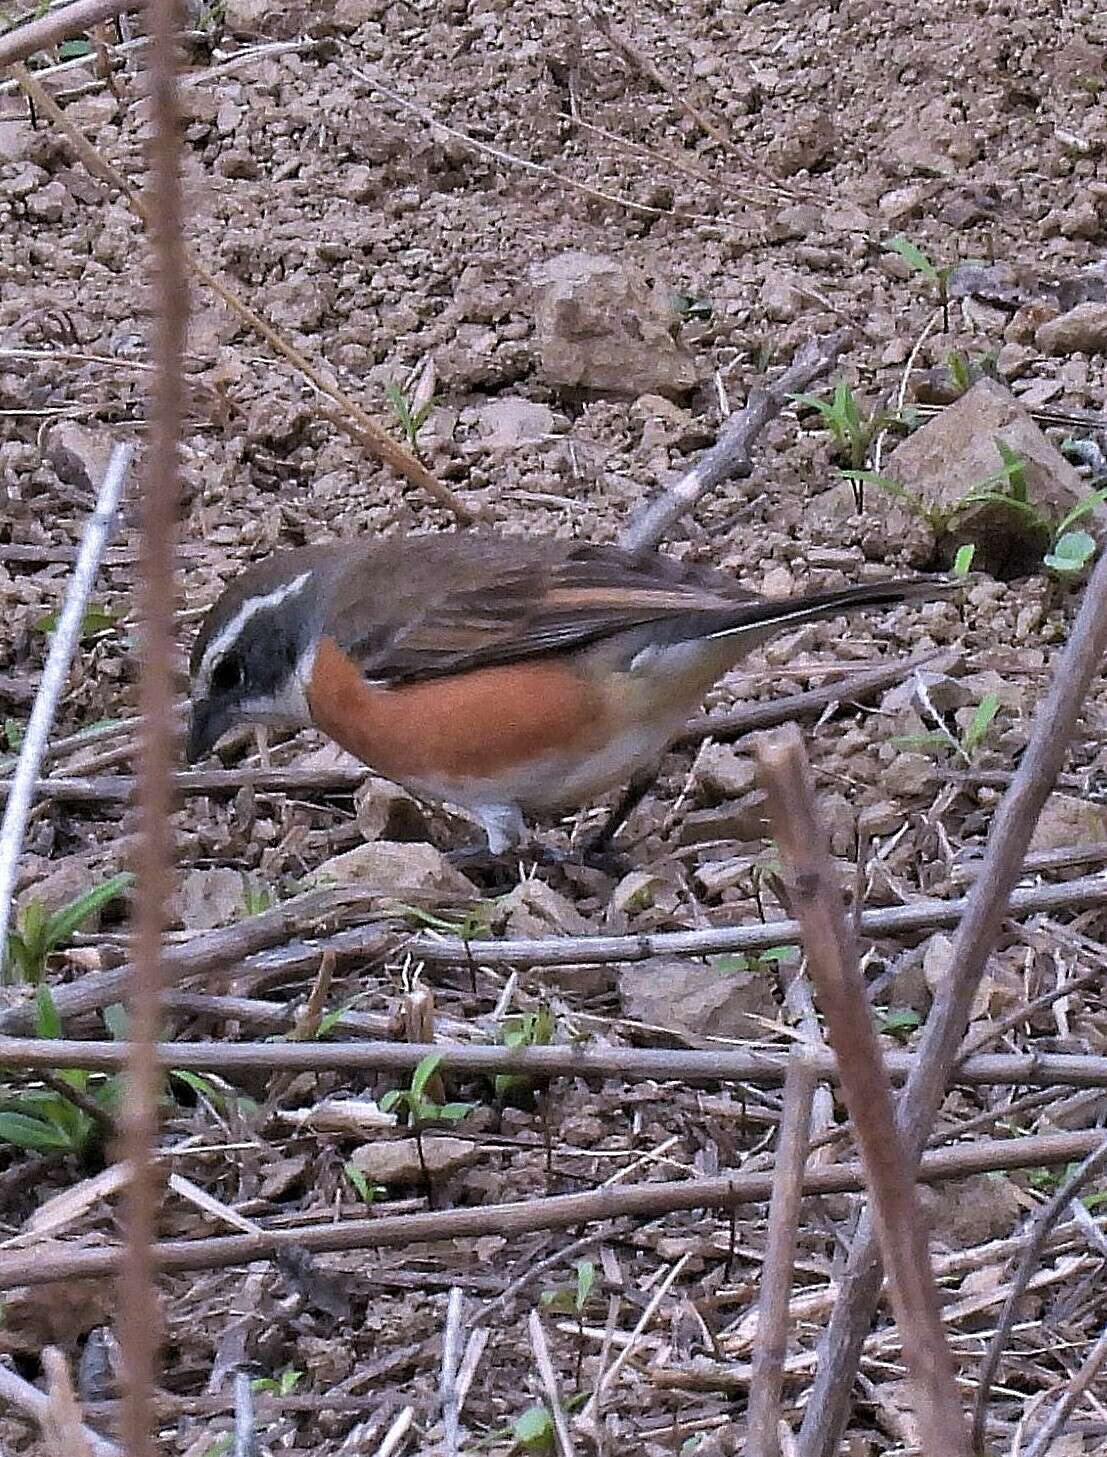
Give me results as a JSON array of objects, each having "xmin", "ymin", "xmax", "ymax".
[
  {"xmin": 757, "ymin": 727, "xmax": 971, "ymax": 1456},
  {"xmin": 797, "ymin": 532, "xmax": 1107, "ymax": 1456},
  {"xmin": 1, "ymin": 1129, "xmax": 1091, "ymax": 1290},
  {"xmin": 0, "ymin": 0, "xmax": 148, "ymax": 68},
  {"xmin": 747, "ymin": 1051, "xmax": 818, "ymax": 1457},
  {"xmin": 0, "ymin": 442, "xmax": 132, "ymax": 976},
  {"xmin": 620, "ymin": 330, "xmax": 851, "ymax": 551}
]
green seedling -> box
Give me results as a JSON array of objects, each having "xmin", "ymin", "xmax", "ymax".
[
  {"xmin": 495, "ymin": 1005, "xmax": 556, "ymax": 1102},
  {"xmin": 886, "ymin": 235, "xmax": 955, "ymax": 332},
  {"xmin": 2, "ymin": 719, "xmax": 22, "ymax": 752},
  {"xmin": 1045, "ymin": 530, "xmax": 1097, "ymax": 577},
  {"xmin": 540, "ymin": 1258, "xmax": 596, "ymax": 1385},
  {"xmin": 239, "ymin": 875, "xmax": 276, "ymax": 918},
  {"xmin": 0, "ymin": 986, "xmax": 120, "ymax": 1156},
  {"xmin": 512, "ymin": 1404, "xmax": 556, "ymax": 1455},
  {"xmin": 952, "ymin": 543, "xmax": 976, "ymax": 576},
  {"xmin": 251, "ymin": 1368, "xmax": 303, "ymax": 1397},
  {"xmin": 35, "ymin": 604, "xmax": 117, "ymax": 639},
  {"xmin": 3, "ymin": 872, "xmax": 133, "ymax": 984},
  {"xmin": 672, "ymin": 291, "xmax": 713, "ymax": 320},
  {"xmin": 877, "ymin": 1006, "xmax": 922, "ymax": 1043},
  {"xmin": 893, "ymin": 690, "xmax": 1001, "ymax": 762},
  {"xmin": 385, "ymin": 380, "xmax": 438, "ymax": 458},
  {"xmin": 791, "ymin": 380, "xmax": 904, "ymax": 510},
  {"xmin": 944, "ymin": 348, "xmax": 997, "ymax": 397},
  {"xmin": 711, "ymin": 946, "xmax": 796, "ymax": 976},
  {"xmin": 344, "ymin": 1161, "xmax": 381, "ymax": 1205},
  {"xmin": 397, "ymin": 898, "xmax": 502, "ymax": 992},
  {"xmin": 380, "ymin": 1052, "xmax": 475, "ymax": 1206}
]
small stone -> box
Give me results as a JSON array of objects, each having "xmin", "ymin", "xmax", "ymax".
[
  {"xmin": 618, "ymin": 957, "xmax": 779, "ymax": 1039},
  {"xmin": 760, "ymin": 275, "xmax": 804, "ymax": 322},
  {"xmin": 7, "ymin": 163, "xmax": 47, "ymax": 198},
  {"xmin": 474, "ymin": 397, "xmax": 556, "ymax": 450},
  {"xmin": 1036, "ymin": 302, "xmax": 1107, "ymax": 355},
  {"xmin": 530, "ymin": 251, "xmax": 698, "ymax": 399},
  {"xmin": 878, "ymin": 183, "xmax": 936, "ymax": 221},
  {"xmin": 1029, "ymin": 794, "xmax": 1107, "ymax": 853},
  {"xmin": 676, "ymin": 796, "xmax": 771, "ymax": 846},
  {"xmin": 314, "ymin": 841, "xmax": 478, "ymax": 897},
  {"xmin": 760, "ymin": 565, "xmax": 795, "ymax": 598},
  {"xmin": 920, "ymin": 1172, "xmax": 1022, "ymax": 1248},
  {"xmin": 498, "ymin": 879, "xmax": 592, "ymax": 938},
  {"xmin": 26, "ymin": 179, "xmax": 68, "ymax": 222},
  {"xmin": 170, "ymin": 868, "xmax": 246, "ymax": 930},
  {"xmin": 350, "ymin": 1136, "xmax": 477, "ymax": 1187},
  {"xmin": 46, "ymin": 422, "xmax": 116, "ymax": 494},
  {"xmin": 693, "ymin": 744, "xmax": 758, "ymax": 803}
]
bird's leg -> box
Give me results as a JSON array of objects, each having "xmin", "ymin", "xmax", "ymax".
[{"xmin": 576, "ymin": 767, "xmax": 659, "ymax": 859}]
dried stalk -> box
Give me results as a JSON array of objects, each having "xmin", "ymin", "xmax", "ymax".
[
  {"xmin": 797, "ymin": 532, "xmax": 1107, "ymax": 1456},
  {"xmin": 117, "ymin": 1, "xmax": 185, "ymax": 1450},
  {"xmin": 747, "ymin": 1051, "xmax": 818, "ymax": 1457},
  {"xmin": 0, "ymin": 1128, "xmax": 1098, "ymax": 1288},
  {"xmin": 971, "ymin": 1134, "xmax": 1107, "ymax": 1449},
  {"xmin": 619, "ymin": 330, "xmax": 850, "ymax": 552},
  {"xmin": 4, "ymin": 1033, "xmax": 1107, "ymax": 1092},
  {"xmin": 0, "ymin": 442, "xmax": 132, "ymax": 978},
  {"xmin": 0, "ymin": 0, "xmax": 148, "ymax": 68},
  {"xmin": 0, "ymin": 1357, "xmax": 118, "ymax": 1455},
  {"xmin": 1022, "ymin": 1322, "xmax": 1107, "ymax": 1457},
  {"xmin": 757, "ymin": 727, "xmax": 971, "ymax": 1457}
]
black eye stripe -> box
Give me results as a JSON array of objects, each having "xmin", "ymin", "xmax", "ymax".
[{"xmin": 211, "ymin": 656, "xmax": 242, "ymax": 693}]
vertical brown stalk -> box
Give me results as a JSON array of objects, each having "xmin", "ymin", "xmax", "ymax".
[
  {"xmin": 755, "ymin": 726, "xmax": 972, "ymax": 1457},
  {"xmin": 117, "ymin": 0, "xmax": 187, "ymax": 1452}
]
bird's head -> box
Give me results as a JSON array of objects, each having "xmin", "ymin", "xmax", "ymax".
[{"xmin": 186, "ymin": 552, "xmax": 326, "ymax": 763}]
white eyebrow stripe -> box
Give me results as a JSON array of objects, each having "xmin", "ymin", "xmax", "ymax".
[{"xmin": 195, "ymin": 570, "xmax": 314, "ymax": 695}]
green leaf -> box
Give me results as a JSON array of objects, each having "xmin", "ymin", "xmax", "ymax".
[
  {"xmin": 379, "ymin": 1089, "xmax": 403, "ymax": 1114},
  {"xmin": 886, "ymin": 235, "xmax": 939, "ymax": 284},
  {"xmin": 410, "ymin": 1051, "xmax": 444, "ymax": 1100},
  {"xmin": 878, "ymin": 1007, "xmax": 922, "ymax": 1040},
  {"xmin": 1044, "ymin": 530, "xmax": 1096, "ymax": 575},
  {"xmin": 890, "ymin": 730, "xmax": 957, "ymax": 754},
  {"xmin": 513, "ymin": 1404, "xmax": 555, "ymax": 1454},
  {"xmin": 345, "ymin": 1161, "xmax": 377, "ymax": 1203},
  {"xmin": 102, "ymin": 1003, "xmax": 128, "ymax": 1040},
  {"xmin": 952, "ymin": 543, "xmax": 976, "ymax": 577},
  {"xmin": 575, "ymin": 1258, "xmax": 596, "ymax": 1310},
  {"xmin": 539, "ymin": 1288, "xmax": 576, "ymax": 1314},
  {"xmin": 1057, "ymin": 489, "xmax": 1107, "ymax": 535},
  {"xmin": 710, "ymin": 953, "xmax": 750, "ymax": 974},
  {"xmin": 0, "ymin": 1111, "xmax": 75, "ymax": 1152},
  {"xmin": 963, "ymin": 692, "xmax": 1001, "ymax": 754},
  {"xmin": 45, "ymin": 872, "xmax": 133, "ymax": 949},
  {"xmin": 2, "ymin": 719, "xmax": 23, "ymax": 751},
  {"xmin": 34, "ymin": 984, "xmax": 62, "ymax": 1041},
  {"xmin": 434, "ymin": 1100, "xmax": 474, "ymax": 1123},
  {"xmin": 57, "ymin": 37, "xmax": 93, "ymax": 58},
  {"xmin": 169, "ymin": 1069, "xmax": 224, "ymax": 1108}
]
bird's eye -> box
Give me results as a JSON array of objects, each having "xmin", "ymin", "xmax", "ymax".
[{"xmin": 211, "ymin": 656, "xmax": 242, "ymax": 694}]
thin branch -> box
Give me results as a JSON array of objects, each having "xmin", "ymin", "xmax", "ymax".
[
  {"xmin": 529, "ymin": 1309, "xmax": 577, "ymax": 1457},
  {"xmin": 0, "ymin": 1129, "xmax": 1097, "ymax": 1288},
  {"xmin": 757, "ymin": 728, "xmax": 971, "ymax": 1455},
  {"xmin": 3, "ymin": 1034, "xmax": 1107, "ymax": 1092},
  {"xmin": 0, "ymin": 0, "xmax": 148, "ymax": 68},
  {"xmin": 440, "ymin": 1288, "xmax": 465, "ymax": 1457},
  {"xmin": 797, "ymin": 525, "xmax": 1107, "ymax": 1456},
  {"xmin": 0, "ymin": 442, "xmax": 132, "ymax": 978},
  {"xmin": 0, "ymin": 1359, "xmax": 119, "ymax": 1456},
  {"xmin": 1022, "ymin": 1322, "xmax": 1107, "ymax": 1457},
  {"xmin": 747, "ymin": 1051, "xmax": 818, "ymax": 1457},
  {"xmin": 619, "ymin": 330, "xmax": 851, "ymax": 552},
  {"xmin": 117, "ymin": 0, "xmax": 184, "ymax": 1450},
  {"xmin": 972, "ymin": 1135, "xmax": 1107, "ymax": 1449}
]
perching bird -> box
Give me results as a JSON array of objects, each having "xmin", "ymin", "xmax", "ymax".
[{"xmin": 187, "ymin": 532, "xmax": 944, "ymax": 855}]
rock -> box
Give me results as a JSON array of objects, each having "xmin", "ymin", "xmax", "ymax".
[
  {"xmin": 350, "ymin": 1136, "xmax": 477, "ymax": 1186},
  {"xmin": 498, "ymin": 879, "xmax": 592, "ymax": 938},
  {"xmin": 922, "ymin": 932, "xmax": 991, "ymax": 1020},
  {"xmin": 693, "ymin": 744, "xmax": 758, "ymax": 803},
  {"xmin": 314, "ymin": 841, "xmax": 478, "ymax": 897},
  {"xmin": 760, "ymin": 275, "xmax": 804, "ymax": 322},
  {"xmin": 920, "ymin": 1172, "xmax": 1022, "ymax": 1248},
  {"xmin": 46, "ymin": 422, "xmax": 116, "ymax": 495},
  {"xmin": 878, "ymin": 183, "xmax": 936, "ymax": 222},
  {"xmin": 676, "ymin": 797, "xmax": 771, "ymax": 846},
  {"xmin": 609, "ymin": 870, "xmax": 672, "ymax": 916},
  {"xmin": 25, "ymin": 179, "xmax": 68, "ymax": 223},
  {"xmin": 222, "ymin": 0, "xmax": 333, "ymax": 36},
  {"xmin": 882, "ymin": 122, "xmax": 955, "ymax": 178},
  {"xmin": 619, "ymin": 957, "xmax": 779, "ymax": 1039},
  {"xmin": 530, "ymin": 251, "xmax": 698, "ymax": 399},
  {"xmin": 474, "ymin": 397, "xmax": 556, "ymax": 451},
  {"xmin": 1029, "ymin": 794, "xmax": 1107, "ymax": 853},
  {"xmin": 170, "ymin": 868, "xmax": 246, "ymax": 930},
  {"xmin": 765, "ymin": 110, "xmax": 836, "ymax": 175},
  {"xmin": 15, "ymin": 856, "xmax": 111, "ymax": 927},
  {"xmin": 1036, "ymin": 302, "xmax": 1107, "ymax": 355},
  {"xmin": 267, "ymin": 278, "xmax": 329, "ymax": 333},
  {"xmin": 278, "ymin": 1097, "xmax": 395, "ymax": 1134},
  {"xmin": 882, "ymin": 378, "xmax": 1096, "ymax": 576}
]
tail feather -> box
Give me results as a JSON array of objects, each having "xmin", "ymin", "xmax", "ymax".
[{"xmin": 706, "ymin": 576, "xmax": 949, "ymax": 642}]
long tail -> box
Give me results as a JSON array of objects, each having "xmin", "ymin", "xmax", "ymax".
[{"xmin": 705, "ymin": 576, "xmax": 950, "ymax": 642}]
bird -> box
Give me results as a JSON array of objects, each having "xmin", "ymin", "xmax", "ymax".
[{"xmin": 187, "ymin": 532, "xmax": 946, "ymax": 857}]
